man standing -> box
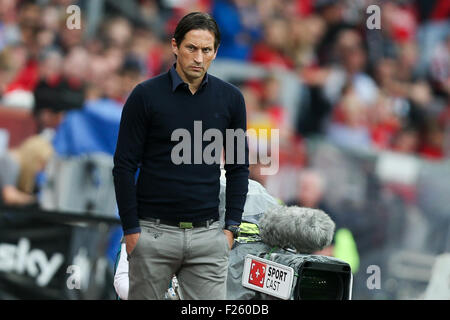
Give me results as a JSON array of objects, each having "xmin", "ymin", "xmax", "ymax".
[{"xmin": 112, "ymin": 12, "xmax": 249, "ymax": 300}]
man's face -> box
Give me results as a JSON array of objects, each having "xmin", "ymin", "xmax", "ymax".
[{"xmin": 172, "ymin": 29, "xmax": 218, "ymax": 82}]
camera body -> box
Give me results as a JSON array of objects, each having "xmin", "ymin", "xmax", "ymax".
[
  {"xmin": 291, "ymin": 257, "xmax": 352, "ymax": 300},
  {"xmin": 228, "ymin": 242, "xmax": 353, "ymax": 300}
]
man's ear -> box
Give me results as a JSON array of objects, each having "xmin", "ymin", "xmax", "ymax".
[
  {"xmin": 171, "ymin": 38, "xmax": 178, "ymax": 56},
  {"xmin": 213, "ymin": 44, "xmax": 220, "ymax": 60}
]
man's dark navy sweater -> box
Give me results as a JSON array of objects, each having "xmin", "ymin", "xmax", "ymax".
[{"xmin": 113, "ymin": 65, "xmax": 249, "ymax": 235}]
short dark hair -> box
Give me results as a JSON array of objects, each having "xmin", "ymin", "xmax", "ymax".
[{"xmin": 173, "ymin": 12, "xmax": 221, "ymax": 51}]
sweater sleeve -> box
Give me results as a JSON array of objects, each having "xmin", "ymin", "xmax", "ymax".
[
  {"xmin": 112, "ymin": 84, "xmax": 148, "ymax": 235},
  {"xmin": 223, "ymin": 90, "xmax": 249, "ymax": 226}
]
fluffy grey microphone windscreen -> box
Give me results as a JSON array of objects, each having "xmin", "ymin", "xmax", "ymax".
[{"xmin": 259, "ymin": 205, "xmax": 336, "ymax": 254}]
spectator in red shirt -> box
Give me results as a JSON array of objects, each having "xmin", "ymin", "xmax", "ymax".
[{"xmin": 250, "ymin": 17, "xmax": 294, "ymax": 70}]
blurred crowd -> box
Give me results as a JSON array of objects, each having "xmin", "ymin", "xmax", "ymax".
[
  {"xmin": 0, "ymin": 0, "xmax": 448, "ymax": 155},
  {"xmin": 0, "ymin": 1, "xmax": 446, "ymax": 143},
  {"xmin": 0, "ymin": 0, "xmax": 447, "ymax": 208},
  {"xmin": 216, "ymin": 0, "xmax": 450, "ymax": 164},
  {"xmin": 0, "ymin": 0, "xmax": 448, "ymax": 299}
]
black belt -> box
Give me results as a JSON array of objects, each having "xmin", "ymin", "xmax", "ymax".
[{"xmin": 142, "ymin": 217, "xmax": 218, "ymax": 229}]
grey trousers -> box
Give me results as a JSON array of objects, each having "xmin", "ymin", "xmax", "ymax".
[{"xmin": 128, "ymin": 219, "xmax": 230, "ymax": 300}]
